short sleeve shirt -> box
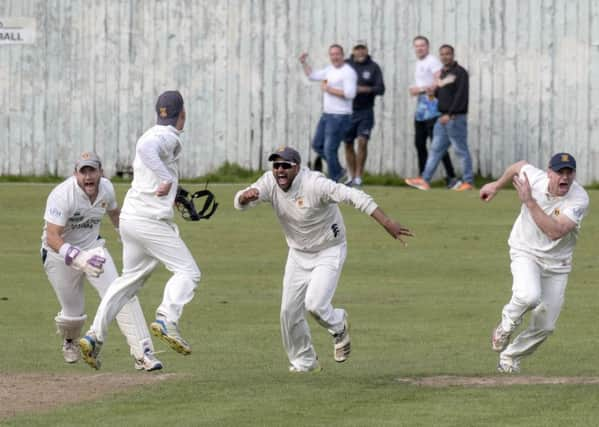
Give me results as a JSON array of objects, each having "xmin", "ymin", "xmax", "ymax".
[{"xmin": 42, "ymin": 176, "xmax": 118, "ymax": 251}]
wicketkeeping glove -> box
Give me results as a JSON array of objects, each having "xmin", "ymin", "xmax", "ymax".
[{"xmin": 64, "ymin": 246, "xmax": 106, "ymax": 277}]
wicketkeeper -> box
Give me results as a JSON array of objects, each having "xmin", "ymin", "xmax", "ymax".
[{"xmin": 41, "ymin": 152, "xmax": 162, "ymax": 371}]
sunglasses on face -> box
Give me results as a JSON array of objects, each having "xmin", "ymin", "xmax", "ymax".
[{"xmin": 273, "ymin": 162, "xmax": 296, "ymax": 170}]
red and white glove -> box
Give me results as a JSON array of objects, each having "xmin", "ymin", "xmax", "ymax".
[{"xmin": 62, "ymin": 245, "xmax": 106, "ymax": 277}]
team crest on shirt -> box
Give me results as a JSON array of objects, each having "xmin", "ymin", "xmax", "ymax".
[
  {"xmin": 362, "ymin": 71, "xmax": 371, "ymax": 80},
  {"xmin": 100, "ymin": 200, "xmax": 107, "ymax": 208},
  {"xmin": 553, "ymin": 208, "xmax": 560, "ymax": 216},
  {"xmin": 296, "ymin": 197, "xmax": 304, "ymax": 208}
]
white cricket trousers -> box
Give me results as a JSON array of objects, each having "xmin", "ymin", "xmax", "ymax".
[
  {"xmin": 91, "ymin": 216, "xmax": 201, "ymax": 342},
  {"xmin": 43, "ymin": 244, "xmax": 154, "ymax": 359},
  {"xmin": 499, "ymin": 250, "xmax": 569, "ymax": 362},
  {"xmin": 281, "ymin": 242, "xmax": 347, "ymax": 371}
]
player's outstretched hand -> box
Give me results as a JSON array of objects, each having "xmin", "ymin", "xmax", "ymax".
[
  {"xmin": 383, "ymin": 219, "xmax": 414, "ymax": 247},
  {"xmin": 480, "ymin": 182, "xmax": 499, "ymax": 202},
  {"xmin": 239, "ymin": 188, "xmax": 260, "ymax": 205}
]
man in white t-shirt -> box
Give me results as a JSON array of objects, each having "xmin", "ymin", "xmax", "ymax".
[
  {"xmin": 80, "ymin": 91, "xmax": 202, "ymax": 369},
  {"xmin": 480, "ymin": 153, "xmax": 589, "ymax": 373},
  {"xmin": 234, "ymin": 146, "xmax": 413, "ymax": 372},
  {"xmin": 42, "ymin": 152, "xmax": 162, "ymax": 371},
  {"xmin": 409, "ymin": 36, "xmax": 456, "ymax": 187},
  {"xmin": 299, "ymin": 45, "xmax": 357, "ymax": 183}
]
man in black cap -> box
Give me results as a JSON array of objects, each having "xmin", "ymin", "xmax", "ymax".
[
  {"xmin": 343, "ymin": 41, "xmax": 385, "ymax": 187},
  {"xmin": 233, "ymin": 146, "xmax": 413, "ymax": 372},
  {"xmin": 81, "ymin": 90, "xmax": 202, "ymax": 369},
  {"xmin": 480, "ymin": 153, "xmax": 589, "ymax": 373}
]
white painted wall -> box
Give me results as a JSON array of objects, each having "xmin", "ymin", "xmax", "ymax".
[{"xmin": 1, "ymin": 0, "xmax": 598, "ymax": 183}]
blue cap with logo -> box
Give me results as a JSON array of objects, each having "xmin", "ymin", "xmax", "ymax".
[
  {"xmin": 156, "ymin": 90, "xmax": 184, "ymax": 126},
  {"xmin": 549, "ymin": 152, "xmax": 576, "ymax": 172}
]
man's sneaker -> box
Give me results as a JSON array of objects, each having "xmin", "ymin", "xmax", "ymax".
[
  {"xmin": 353, "ymin": 177, "xmax": 363, "ymax": 188},
  {"xmin": 134, "ymin": 348, "xmax": 164, "ymax": 372},
  {"xmin": 405, "ymin": 177, "xmax": 430, "ymax": 191},
  {"xmin": 150, "ymin": 318, "xmax": 192, "ymax": 355},
  {"xmin": 491, "ymin": 323, "xmax": 511, "ymax": 352},
  {"xmin": 289, "ymin": 362, "xmax": 322, "ymax": 373},
  {"xmin": 447, "ymin": 178, "xmax": 462, "ymax": 190},
  {"xmin": 62, "ymin": 339, "xmax": 80, "ymax": 364},
  {"xmin": 453, "ymin": 182, "xmax": 474, "ymax": 191},
  {"xmin": 336, "ymin": 168, "xmax": 349, "ymax": 184},
  {"xmin": 79, "ymin": 334, "xmax": 102, "ymax": 370},
  {"xmin": 497, "ymin": 356, "xmax": 520, "ymax": 373},
  {"xmin": 343, "ymin": 176, "xmax": 354, "ymax": 186},
  {"xmin": 333, "ymin": 317, "xmax": 351, "ymax": 363}
]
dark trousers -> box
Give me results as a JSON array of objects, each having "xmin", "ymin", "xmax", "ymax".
[{"xmin": 414, "ymin": 118, "xmax": 455, "ymax": 179}]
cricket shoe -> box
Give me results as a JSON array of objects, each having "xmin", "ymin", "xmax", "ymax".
[
  {"xmin": 491, "ymin": 323, "xmax": 512, "ymax": 352},
  {"xmin": 62, "ymin": 339, "xmax": 80, "ymax": 364},
  {"xmin": 405, "ymin": 177, "xmax": 430, "ymax": 191},
  {"xmin": 497, "ymin": 356, "xmax": 520, "ymax": 374},
  {"xmin": 289, "ymin": 362, "xmax": 322, "ymax": 373},
  {"xmin": 79, "ymin": 333, "xmax": 103, "ymax": 370},
  {"xmin": 150, "ymin": 318, "xmax": 192, "ymax": 355},
  {"xmin": 333, "ymin": 317, "xmax": 351, "ymax": 363},
  {"xmin": 134, "ymin": 348, "xmax": 163, "ymax": 372}
]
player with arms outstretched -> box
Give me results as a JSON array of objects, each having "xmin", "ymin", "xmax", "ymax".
[
  {"xmin": 480, "ymin": 153, "xmax": 589, "ymax": 373},
  {"xmin": 234, "ymin": 146, "xmax": 413, "ymax": 372},
  {"xmin": 42, "ymin": 152, "xmax": 162, "ymax": 371}
]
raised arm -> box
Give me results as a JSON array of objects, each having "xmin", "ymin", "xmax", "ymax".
[
  {"xmin": 299, "ymin": 52, "xmax": 313, "ymax": 77},
  {"xmin": 480, "ymin": 160, "xmax": 527, "ymax": 202}
]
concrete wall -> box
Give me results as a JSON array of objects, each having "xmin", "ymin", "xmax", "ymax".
[{"xmin": 1, "ymin": 0, "xmax": 598, "ymax": 183}]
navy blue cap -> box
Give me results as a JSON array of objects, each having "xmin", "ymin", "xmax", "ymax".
[
  {"xmin": 549, "ymin": 152, "xmax": 576, "ymax": 172},
  {"xmin": 268, "ymin": 146, "xmax": 301, "ymax": 164},
  {"xmin": 156, "ymin": 90, "xmax": 184, "ymax": 126}
]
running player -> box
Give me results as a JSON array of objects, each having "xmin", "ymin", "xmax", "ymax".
[
  {"xmin": 42, "ymin": 151, "xmax": 162, "ymax": 371},
  {"xmin": 481, "ymin": 153, "xmax": 589, "ymax": 373},
  {"xmin": 234, "ymin": 146, "xmax": 413, "ymax": 372}
]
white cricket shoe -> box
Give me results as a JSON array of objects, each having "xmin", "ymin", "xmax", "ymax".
[
  {"xmin": 134, "ymin": 348, "xmax": 163, "ymax": 372},
  {"xmin": 497, "ymin": 356, "xmax": 520, "ymax": 373},
  {"xmin": 491, "ymin": 323, "xmax": 511, "ymax": 352},
  {"xmin": 62, "ymin": 339, "xmax": 80, "ymax": 363},
  {"xmin": 289, "ymin": 362, "xmax": 322, "ymax": 373},
  {"xmin": 150, "ymin": 317, "xmax": 192, "ymax": 355},
  {"xmin": 333, "ymin": 316, "xmax": 351, "ymax": 363}
]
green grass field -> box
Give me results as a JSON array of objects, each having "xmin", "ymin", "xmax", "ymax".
[{"xmin": 1, "ymin": 183, "xmax": 598, "ymax": 426}]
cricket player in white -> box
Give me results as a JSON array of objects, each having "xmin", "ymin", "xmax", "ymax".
[
  {"xmin": 234, "ymin": 146, "xmax": 413, "ymax": 372},
  {"xmin": 42, "ymin": 152, "xmax": 162, "ymax": 371},
  {"xmin": 480, "ymin": 153, "xmax": 589, "ymax": 373},
  {"xmin": 80, "ymin": 91, "xmax": 201, "ymax": 369}
]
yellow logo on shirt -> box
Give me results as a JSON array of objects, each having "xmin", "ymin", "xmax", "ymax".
[
  {"xmin": 296, "ymin": 197, "xmax": 304, "ymax": 207},
  {"xmin": 553, "ymin": 208, "xmax": 560, "ymax": 216}
]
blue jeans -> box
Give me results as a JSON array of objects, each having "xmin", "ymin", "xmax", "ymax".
[
  {"xmin": 422, "ymin": 114, "xmax": 473, "ymax": 184},
  {"xmin": 312, "ymin": 113, "xmax": 351, "ymax": 182}
]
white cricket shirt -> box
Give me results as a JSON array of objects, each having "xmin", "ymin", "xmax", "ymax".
[
  {"xmin": 508, "ymin": 164, "xmax": 589, "ymax": 271},
  {"xmin": 309, "ymin": 64, "xmax": 357, "ymax": 115},
  {"xmin": 234, "ymin": 168, "xmax": 378, "ymax": 252},
  {"xmin": 413, "ymin": 54, "xmax": 442, "ymax": 88},
  {"xmin": 121, "ymin": 125, "xmax": 182, "ymax": 221},
  {"xmin": 42, "ymin": 176, "xmax": 118, "ymax": 251}
]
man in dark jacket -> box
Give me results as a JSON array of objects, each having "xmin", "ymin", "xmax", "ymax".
[
  {"xmin": 343, "ymin": 42, "xmax": 385, "ymax": 187},
  {"xmin": 405, "ymin": 44, "xmax": 473, "ymax": 191}
]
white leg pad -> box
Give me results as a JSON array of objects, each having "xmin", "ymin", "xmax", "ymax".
[{"xmin": 54, "ymin": 313, "xmax": 87, "ymax": 341}]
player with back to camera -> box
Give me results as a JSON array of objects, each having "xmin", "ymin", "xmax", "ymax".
[
  {"xmin": 480, "ymin": 153, "xmax": 589, "ymax": 373},
  {"xmin": 41, "ymin": 152, "xmax": 162, "ymax": 371},
  {"xmin": 80, "ymin": 91, "xmax": 202, "ymax": 369},
  {"xmin": 234, "ymin": 146, "xmax": 413, "ymax": 372}
]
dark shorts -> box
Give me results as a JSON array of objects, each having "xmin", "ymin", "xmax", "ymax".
[{"xmin": 344, "ymin": 108, "xmax": 375, "ymax": 143}]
